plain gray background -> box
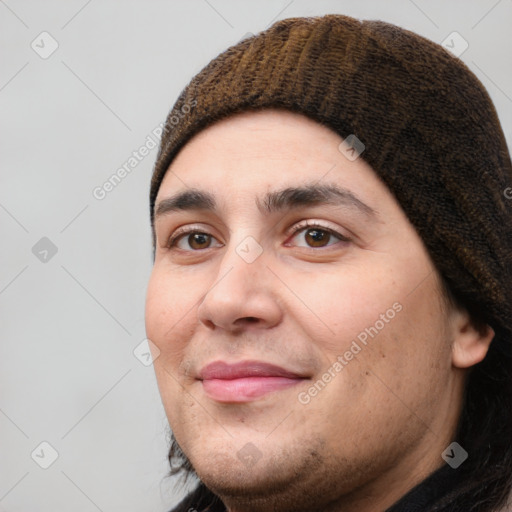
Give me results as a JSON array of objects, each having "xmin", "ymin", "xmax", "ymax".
[{"xmin": 1, "ymin": 1, "xmax": 511, "ymax": 511}]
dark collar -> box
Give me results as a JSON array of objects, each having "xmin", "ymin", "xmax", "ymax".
[{"xmin": 385, "ymin": 463, "xmax": 460, "ymax": 512}]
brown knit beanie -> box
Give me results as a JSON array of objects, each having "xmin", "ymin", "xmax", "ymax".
[{"xmin": 150, "ymin": 14, "xmax": 512, "ymax": 347}]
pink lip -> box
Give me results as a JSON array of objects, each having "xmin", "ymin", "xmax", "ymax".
[{"xmin": 198, "ymin": 360, "xmax": 307, "ymax": 403}]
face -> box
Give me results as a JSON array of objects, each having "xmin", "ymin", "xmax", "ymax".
[{"xmin": 145, "ymin": 109, "xmax": 476, "ymax": 511}]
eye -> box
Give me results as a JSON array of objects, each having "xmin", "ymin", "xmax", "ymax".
[
  {"xmin": 286, "ymin": 221, "xmax": 350, "ymax": 249},
  {"xmin": 167, "ymin": 229, "xmax": 223, "ymax": 251},
  {"xmin": 165, "ymin": 221, "xmax": 350, "ymax": 252}
]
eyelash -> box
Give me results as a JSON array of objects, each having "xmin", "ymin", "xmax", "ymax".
[
  {"xmin": 286, "ymin": 221, "xmax": 350, "ymax": 248},
  {"xmin": 166, "ymin": 221, "xmax": 350, "ymax": 251}
]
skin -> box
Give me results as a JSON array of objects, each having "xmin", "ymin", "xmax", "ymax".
[{"xmin": 145, "ymin": 109, "xmax": 494, "ymax": 512}]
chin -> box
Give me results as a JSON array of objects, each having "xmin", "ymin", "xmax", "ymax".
[
  {"xmin": 194, "ymin": 456, "xmax": 302, "ymax": 506},
  {"xmin": 190, "ymin": 436, "xmax": 333, "ymax": 499}
]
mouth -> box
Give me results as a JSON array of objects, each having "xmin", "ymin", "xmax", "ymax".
[{"xmin": 198, "ymin": 360, "xmax": 309, "ymax": 403}]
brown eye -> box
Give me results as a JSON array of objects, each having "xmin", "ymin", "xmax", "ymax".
[
  {"xmin": 186, "ymin": 233, "xmax": 212, "ymax": 250},
  {"xmin": 288, "ymin": 222, "xmax": 350, "ymax": 249},
  {"xmin": 168, "ymin": 230, "xmax": 223, "ymax": 251},
  {"xmin": 304, "ymin": 228, "xmax": 331, "ymax": 247}
]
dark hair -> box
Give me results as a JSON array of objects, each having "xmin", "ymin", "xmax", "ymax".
[
  {"xmin": 163, "ymin": 275, "xmax": 512, "ymax": 512},
  {"xmin": 436, "ymin": 278, "xmax": 512, "ymax": 511}
]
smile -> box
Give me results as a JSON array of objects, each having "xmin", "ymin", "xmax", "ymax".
[{"xmin": 198, "ymin": 360, "xmax": 308, "ymax": 403}]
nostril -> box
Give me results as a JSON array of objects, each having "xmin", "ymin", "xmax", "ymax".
[
  {"xmin": 203, "ymin": 319, "xmax": 216, "ymax": 330},
  {"xmin": 236, "ymin": 317, "xmax": 260, "ymax": 325}
]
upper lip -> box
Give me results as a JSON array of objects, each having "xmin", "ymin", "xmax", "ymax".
[{"xmin": 198, "ymin": 360, "xmax": 307, "ymax": 380}]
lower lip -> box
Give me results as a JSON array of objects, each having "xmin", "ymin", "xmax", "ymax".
[{"xmin": 201, "ymin": 376, "xmax": 304, "ymax": 402}]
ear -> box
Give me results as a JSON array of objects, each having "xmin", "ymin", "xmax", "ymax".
[{"xmin": 451, "ymin": 308, "xmax": 495, "ymax": 369}]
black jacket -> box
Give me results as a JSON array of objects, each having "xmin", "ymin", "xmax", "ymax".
[{"xmin": 169, "ymin": 462, "xmax": 462, "ymax": 512}]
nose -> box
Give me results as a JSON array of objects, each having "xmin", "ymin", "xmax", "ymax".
[{"xmin": 196, "ymin": 239, "xmax": 283, "ymax": 333}]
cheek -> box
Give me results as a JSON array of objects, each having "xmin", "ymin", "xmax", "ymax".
[
  {"xmin": 340, "ymin": 270, "xmax": 452, "ymax": 413},
  {"xmin": 145, "ymin": 269, "xmax": 197, "ymax": 423},
  {"xmin": 294, "ymin": 271, "xmax": 450, "ymax": 448},
  {"xmin": 285, "ymin": 253, "xmax": 449, "ymax": 373},
  {"xmin": 382, "ymin": 278, "xmax": 452, "ymax": 377},
  {"xmin": 280, "ymin": 261, "xmax": 402, "ymax": 354},
  {"xmin": 145, "ymin": 268, "xmax": 198, "ymax": 364}
]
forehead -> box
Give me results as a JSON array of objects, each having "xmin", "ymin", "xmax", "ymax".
[{"xmin": 156, "ymin": 109, "xmax": 385, "ymax": 205}]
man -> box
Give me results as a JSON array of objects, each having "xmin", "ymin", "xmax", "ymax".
[{"xmin": 145, "ymin": 14, "xmax": 512, "ymax": 512}]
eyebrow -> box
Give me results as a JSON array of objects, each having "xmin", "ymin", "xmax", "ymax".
[{"xmin": 154, "ymin": 182, "xmax": 377, "ymax": 221}]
